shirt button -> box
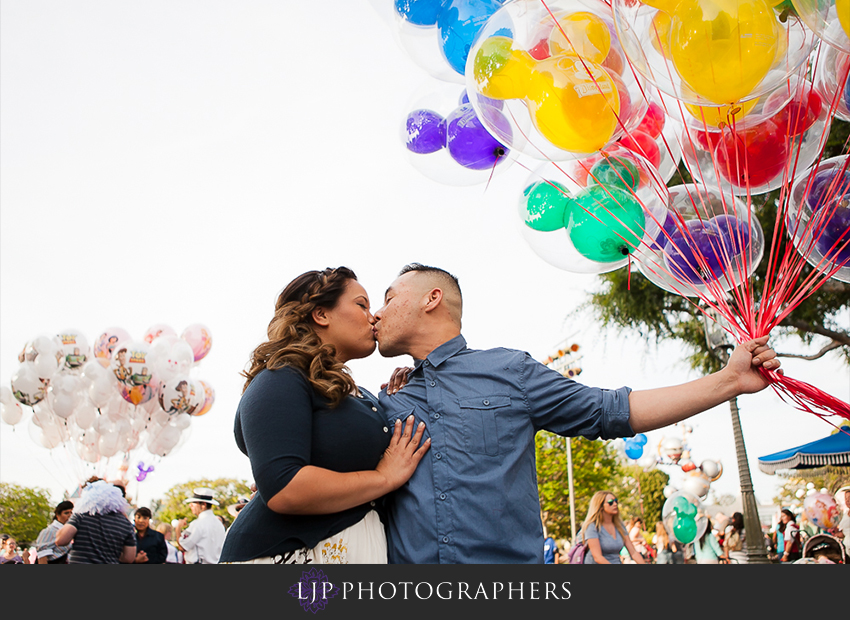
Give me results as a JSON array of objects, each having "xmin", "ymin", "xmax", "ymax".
[
  {"xmin": 371, "ymin": 406, "xmax": 378, "ymax": 412},
  {"xmin": 433, "ymin": 413, "xmax": 440, "ymax": 419},
  {"xmin": 370, "ymin": 501, "xmax": 376, "ymax": 507},
  {"xmin": 430, "ymin": 381, "xmax": 436, "ymax": 387},
  {"xmin": 424, "ymin": 361, "xmax": 430, "ymax": 366},
  {"xmin": 442, "ymin": 536, "xmax": 449, "ymax": 543},
  {"xmin": 440, "ymin": 493, "xmax": 446, "ymax": 500},
  {"xmin": 483, "ymin": 399, "xmax": 489, "ymax": 405},
  {"xmin": 435, "ymin": 453, "xmax": 442, "ymax": 460},
  {"xmin": 383, "ymin": 427, "xmax": 388, "ymax": 433}
]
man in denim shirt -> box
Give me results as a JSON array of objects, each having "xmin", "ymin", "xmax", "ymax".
[{"xmin": 374, "ymin": 263, "xmax": 781, "ymax": 564}]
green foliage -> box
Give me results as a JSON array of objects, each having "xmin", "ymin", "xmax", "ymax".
[
  {"xmin": 0, "ymin": 483, "xmax": 54, "ymax": 546},
  {"xmin": 535, "ymin": 432, "xmax": 622, "ymax": 540},
  {"xmin": 155, "ymin": 478, "xmax": 252, "ymax": 529}
]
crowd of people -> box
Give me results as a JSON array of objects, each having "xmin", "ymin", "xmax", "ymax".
[
  {"xmin": 540, "ymin": 487, "xmax": 850, "ymax": 565},
  {"xmin": 2, "ymin": 263, "xmax": 847, "ymax": 565}
]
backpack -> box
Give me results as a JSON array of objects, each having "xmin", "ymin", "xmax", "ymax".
[{"xmin": 567, "ymin": 533, "xmax": 588, "ymax": 564}]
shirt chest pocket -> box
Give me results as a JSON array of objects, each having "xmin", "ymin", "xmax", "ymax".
[{"xmin": 458, "ymin": 395, "xmax": 510, "ymax": 456}]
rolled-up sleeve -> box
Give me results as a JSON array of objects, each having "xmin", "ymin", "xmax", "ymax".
[
  {"xmin": 235, "ymin": 367, "xmax": 313, "ymax": 501},
  {"xmin": 521, "ymin": 353, "xmax": 634, "ymax": 440}
]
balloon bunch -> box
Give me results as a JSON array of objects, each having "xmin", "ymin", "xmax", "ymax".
[
  {"xmin": 381, "ymin": 0, "xmax": 850, "ymax": 419},
  {"xmin": 542, "ymin": 341, "xmax": 582, "ymax": 377},
  {"xmin": 389, "ymin": 0, "xmax": 514, "ymax": 185},
  {"xmin": 0, "ymin": 323, "xmax": 216, "ymax": 479}
]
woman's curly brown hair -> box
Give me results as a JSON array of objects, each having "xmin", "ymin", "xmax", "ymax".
[{"xmin": 241, "ymin": 267, "xmax": 359, "ymax": 408}]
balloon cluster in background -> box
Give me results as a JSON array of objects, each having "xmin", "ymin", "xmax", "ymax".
[
  {"xmin": 802, "ymin": 490, "xmax": 842, "ymax": 529},
  {"xmin": 0, "ymin": 323, "xmax": 215, "ymax": 486}
]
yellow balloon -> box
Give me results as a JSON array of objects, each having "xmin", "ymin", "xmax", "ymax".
[
  {"xmin": 684, "ymin": 97, "xmax": 759, "ymax": 126},
  {"xmin": 649, "ymin": 10, "xmax": 673, "ymax": 58},
  {"xmin": 641, "ymin": 0, "xmax": 682, "ymax": 13},
  {"xmin": 837, "ymin": 0, "xmax": 850, "ymax": 41},
  {"xmin": 670, "ymin": 0, "xmax": 780, "ymax": 104},
  {"xmin": 527, "ymin": 55, "xmax": 620, "ymax": 153},
  {"xmin": 548, "ymin": 12, "xmax": 612, "ymax": 63},
  {"xmin": 473, "ymin": 36, "xmax": 537, "ymax": 100}
]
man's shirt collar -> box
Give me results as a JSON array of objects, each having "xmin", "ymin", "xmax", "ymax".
[{"xmin": 415, "ymin": 334, "xmax": 467, "ymax": 371}]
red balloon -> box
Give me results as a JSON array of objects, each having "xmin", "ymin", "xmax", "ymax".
[
  {"xmin": 618, "ymin": 130, "xmax": 661, "ymax": 169},
  {"xmin": 528, "ymin": 37, "xmax": 551, "ymax": 60},
  {"xmin": 765, "ymin": 84, "xmax": 822, "ymax": 137},
  {"xmin": 637, "ymin": 101, "xmax": 666, "ymax": 139},
  {"xmin": 694, "ymin": 129, "xmax": 722, "ymax": 152},
  {"xmin": 713, "ymin": 121, "xmax": 789, "ymax": 188}
]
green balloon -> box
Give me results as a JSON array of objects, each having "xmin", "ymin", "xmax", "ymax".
[
  {"xmin": 670, "ymin": 496, "xmax": 691, "ymax": 513},
  {"xmin": 565, "ymin": 185, "xmax": 645, "ymax": 263},
  {"xmin": 522, "ymin": 181, "xmax": 571, "ymax": 231},
  {"xmin": 673, "ymin": 515, "xmax": 697, "ymax": 544},
  {"xmin": 588, "ymin": 155, "xmax": 640, "ymax": 192}
]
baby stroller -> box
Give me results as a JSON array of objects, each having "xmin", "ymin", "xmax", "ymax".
[{"xmin": 792, "ymin": 533, "xmax": 847, "ymax": 564}]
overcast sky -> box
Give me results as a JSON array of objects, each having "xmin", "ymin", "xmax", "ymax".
[{"xmin": 2, "ymin": 0, "xmax": 847, "ymax": 512}]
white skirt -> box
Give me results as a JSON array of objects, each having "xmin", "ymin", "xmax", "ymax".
[{"xmin": 223, "ymin": 510, "xmax": 387, "ymax": 565}]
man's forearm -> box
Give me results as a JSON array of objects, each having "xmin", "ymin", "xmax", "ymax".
[{"xmin": 627, "ymin": 370, "xmax": 737, "ymax": 433}]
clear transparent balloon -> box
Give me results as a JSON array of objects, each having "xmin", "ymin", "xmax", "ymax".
[
  {"xmin": 518, "ymin": 146, "xmax": 669, "ymax": 274},
  {"xmin": 812, "ymin": 44, "xmax": 850, "ymax": 123},
  {"xmin": 465, "ymin": 0, "xmax": 648, "ymax": 161},
  {"xmin": 786, "ymin": 154, "xmax": 850, "ymax": 283},
  {"xmin": 402, "ymin": 80, "xmax": 516, "ymax": 186},
  {"xmin": 611, "ymin": 0, "xmax": 817, "ymax": 107},
  {"xmin": 676, "ymin": 77, "xmax": 831, "ymax": 197},
  {"xmin": 789, "ymin": 0, "xmax": 850, "ymax": 54},
  {"xmin": 633, "ymin": 183, "xmax": 765, "ymax": 297}
]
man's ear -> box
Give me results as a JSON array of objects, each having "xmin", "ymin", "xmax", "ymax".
[
  {"xmin": 422, "ymin": 288, "xmax": 443, "ymax": 313},
  {"xmin": 312, "ymin": 307, "xmax": 330, "ymax": 326}
]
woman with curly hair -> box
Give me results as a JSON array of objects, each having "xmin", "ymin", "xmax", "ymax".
[
  {"xmin": 219, "ymin": 267, "xmax": 430, "ymax": 564},
  {"xmin": 580, "ymin": 491, "xmax": 645, "ymax": 564}
]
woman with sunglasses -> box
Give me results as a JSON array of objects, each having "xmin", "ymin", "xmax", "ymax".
[{"xmin": 579, "ymin": 491, "xmax": 646, "ymax": 564}]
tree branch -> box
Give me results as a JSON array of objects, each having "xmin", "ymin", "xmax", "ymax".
[
  {"xmin": 775, "ymin": 340, "xmax": 845, "ymax": 360},
  {"xmin": 778, "ymin": 318, "xmax": 850, "ymax": 346}
]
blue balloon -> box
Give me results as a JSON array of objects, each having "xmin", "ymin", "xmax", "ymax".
[
  {"xmin": 625, "ymin": 444, "xmax": 643, "ymax": 459},
  {"xmin": 437, "ymin": 0, "xmax": 504, "ymax": 75},
  {"xmin": 634, "ymin": 433, "xmax": 648, "ymax": 446},
  {"xmin": 395, "ymin": 0, "xmax": 445, "ymax": 26},
  {"xmin": 844, "ymin": 69, "xmax": 850, "ymax": 112}
]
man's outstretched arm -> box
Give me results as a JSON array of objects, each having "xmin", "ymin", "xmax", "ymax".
[{"xmin": 628, "ymin": 336, "xmax": 780, "ymax": 433}]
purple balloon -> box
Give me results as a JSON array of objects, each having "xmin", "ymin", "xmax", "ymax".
[
  {"xmin": 806, "ymin": 168, "xmax": 850, "ymax": 211},
  {"xmin": 710, "ymin": 214, "xmax": 751, "ymax": 255},
  {"xmin": 664, "ymin": 220, "xmax": 733, "ymax": 285},
  {"xmin": 815, "ymin": 198, "xmax": 850, "ymax": 264},
  {"xmin": 445, "ymin": 103, "xmax": 510, "ymax": 170},
  {"xmin": 649, "ymin": 209, "xmax": 681, "ymax": 251},
  {"xmin": 406, "ymin": 109, "xmax": 447, "ymax": 155}
]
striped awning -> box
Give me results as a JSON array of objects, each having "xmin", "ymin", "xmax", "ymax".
[{"xmin": 757, "ymin": 431, "xmax": 850, "ymax": 475}]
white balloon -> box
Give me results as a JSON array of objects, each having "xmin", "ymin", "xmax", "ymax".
[
  {"xmin": 174, "ymin": 413, "xmax": 192, "ymax": 430},
  {"xmin": 1, "ymin": 401, "xmax": 24, "ymax": 426},
  {"xmin": 11, "ymin": 362, "xmax": 47, "ymax": 406},
  {"xmin": 663, "ymin": 484, "xmax": 677, "ymax": 499},
  {"xmin": 73, "ymin": 402, "xmax": 97, "ymax": 429},
  {"xmin": 158, "ymin": 425, "xmax": 181, "ymax": 450},
  {"xmin": 0, "ymin": 386, "xmax": 12, "ymax": 406},
  {"xmin": 700, "ymin": 459, "xmax": 720, "ymax": 479},
  {"xmin": 50, "ymin": 392, "xmax": 78, "ymax": 419},
  {"xmin": 638, "ymin": 455, "xmax": 657, "ymax": 471},
  {"xmin": 98, "ymin": 431, "xmax": 120, "ymax": 457},
  {"xmin": 682, "ymin": 475, "xmax": 711, "ymax": 499}
]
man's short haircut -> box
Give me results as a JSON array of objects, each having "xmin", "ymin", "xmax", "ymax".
[
  {"xmin": 54, "ymin": 501, "xmax": 74, "ymax": 515},
  {"xmin": 398, "ymin": 263, "xmax": 462, "ymax": 300},
  {"xmin": 135, "ymin": 507, "xmax": 153, "ymax": 518}
]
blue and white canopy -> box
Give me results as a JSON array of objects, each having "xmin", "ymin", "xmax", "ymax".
[{"xmin": 757, "ymin": 430, "xmax": 850, "ymax": 475}]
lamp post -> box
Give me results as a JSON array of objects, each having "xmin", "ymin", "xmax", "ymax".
[{"xmin": 701, "ymin": 308, "xmax": 770, "ymax": 564}]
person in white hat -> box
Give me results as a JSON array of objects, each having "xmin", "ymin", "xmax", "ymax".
[{"xmin": 175, "ymin": 487, "xmax": 226, "ymax": 564}]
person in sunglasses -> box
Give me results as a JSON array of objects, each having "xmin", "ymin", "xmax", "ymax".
[{"xmin": 579, "ymin": 492, "xmax": 646, "ymax": 564}]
